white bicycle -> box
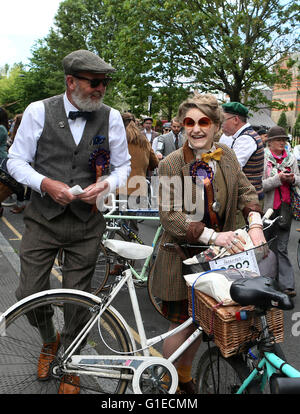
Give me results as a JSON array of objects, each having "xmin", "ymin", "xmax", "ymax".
[{"xmin": 0, "ymin": 212, "xmax": 289, "ymax": 394}]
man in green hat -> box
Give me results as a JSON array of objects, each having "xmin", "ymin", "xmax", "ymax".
[
  {"xmin": 220, "ymin": 101, "xmax": 265, "ymax": 226},
  {"xmin": 7, "ymin": 49, "xmax": 131, "ymax": 393}
]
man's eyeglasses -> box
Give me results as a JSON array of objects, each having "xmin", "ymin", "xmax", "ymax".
[
  {"xmin": 222, "ymin": 115, "xmax": 236, "ymax": 124},
  {"xmin": 73, "ymin": 75, "xmax": 112, "ymax": 88},
  {"xmin": 182, "ymin": 116, "xmax": 212, "ymax": 128}
]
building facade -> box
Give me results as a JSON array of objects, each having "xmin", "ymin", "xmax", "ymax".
[{"xmin": 271, "ymin": 52, "xmax": 300, "ymax": 132}]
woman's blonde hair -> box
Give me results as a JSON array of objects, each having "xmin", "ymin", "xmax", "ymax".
[
  {"xmin": 122, "ymin": 112, "xmax": 148, "ymax": 149},
  {"xmin": 177, "ymin": 92, "xmax": 223, "ymax": 128}
]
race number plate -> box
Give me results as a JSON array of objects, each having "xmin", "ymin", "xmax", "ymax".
[{"xmin": 209, "ymin": 249, "xmax": 260, "ymax": 275}]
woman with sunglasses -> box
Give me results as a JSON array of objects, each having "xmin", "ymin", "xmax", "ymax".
[{"xmin": 150, "ymin": 93, "xmax": 266, "ymax": 393}]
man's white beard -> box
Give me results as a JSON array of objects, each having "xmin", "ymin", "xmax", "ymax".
[{"xmin": 71, "ymin": 86, "xmax": 104, "ymax": 112}]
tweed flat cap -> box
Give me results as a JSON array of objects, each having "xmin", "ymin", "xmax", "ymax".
[
  {"xmin": 265, "ymin": 126, "xmax": 288, "ymax": 142},
  {"xmin": 63, "ymin": 50, "xmax": 116, "ymax": 75},
  {"xmin": 222, "ymin": 102, "xmax": 249, "ymax": 117}
]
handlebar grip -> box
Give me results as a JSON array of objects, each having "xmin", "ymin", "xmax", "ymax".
[{"xmin": 262, "ymin": 208, "xmax": 273, "ymax": 222}]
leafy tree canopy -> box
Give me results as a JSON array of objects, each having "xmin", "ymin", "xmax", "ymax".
[{"xmin": 0, "ymin": 0, "xmax": 299, "ymax": 118}]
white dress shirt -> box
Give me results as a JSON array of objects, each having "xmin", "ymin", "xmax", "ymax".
[
  {"xmin": 219, "ymin": 133, "xmax": 233, "ymax": 147},
  {"xmin": 7, "ymin": 93, "xmax": 131, "ymax": 194},
  {"xmin": 230, "ymin": 123, "xmax": 257, "ymax": 168}
]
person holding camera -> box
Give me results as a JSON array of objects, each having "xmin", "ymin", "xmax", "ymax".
[{"xmin": 263, "ymin": 126, "xmax": 300, "ymax": 297}]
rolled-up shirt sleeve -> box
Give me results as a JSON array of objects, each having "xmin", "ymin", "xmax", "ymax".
[
  {"xmin": 105, "ymin": 108, "xmax": 131, "ymax": 193},
  {"xmin": 7, "ymin": 101, "xmax": 46, "ymax": 193}
]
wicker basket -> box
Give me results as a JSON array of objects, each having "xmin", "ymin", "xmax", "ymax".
[{"xmin": 188, "ymin": 287, "xmax": 284, "ymax": 358}]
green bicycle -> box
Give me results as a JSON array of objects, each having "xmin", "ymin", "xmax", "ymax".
[{"xmin": 195, "ymin": 274, "xmax": 300, "ymax": 394}]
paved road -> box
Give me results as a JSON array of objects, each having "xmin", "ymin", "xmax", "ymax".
[{"xmin": 0, "ymin": 205, "xmax": 300, "ymax": 381}]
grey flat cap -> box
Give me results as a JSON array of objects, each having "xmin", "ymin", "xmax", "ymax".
[{"xmin": 63, "ymin": 49, "xmax": 116, "ymax": 75}]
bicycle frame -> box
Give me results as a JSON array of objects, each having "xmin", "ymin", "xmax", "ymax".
[
  {"xmin": 64, "ymin": 267, "xmax": 201, "ymax": 360},
  {"xmin": 104, "ymin": 205, "xmax": 162, "ymax": 282},
  {"xmin": 130, "ymin": 224, "xmax": 162, "ymax": 281},
  {"xmin": 40, "ymin": 264, "xmax": 201, "ymax": 394},
  {"xmin": 236, "ymin": 352, "xmax": 300, "ymax": 394}
]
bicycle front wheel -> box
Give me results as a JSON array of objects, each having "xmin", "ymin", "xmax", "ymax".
[
  {"xmin": 195, "ymin": 346, "xmax": 261, "ymax": 394},
  {"xmin": 0, "ymin": 291, "xmax": 133, "ymax": 394}
]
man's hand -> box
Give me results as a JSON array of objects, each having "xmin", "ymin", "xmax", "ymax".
[
  {"xmin": 78, "ymin": 180, "xmax": 109, "ymax": 205},
  {"xmin": 41, "ymin": 177, "xmax": 75, "ymax": 206}
]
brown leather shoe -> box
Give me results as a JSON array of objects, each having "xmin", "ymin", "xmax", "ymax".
[
  {"xmin": 58, "ymin": 375, "xmax": 80, "ymax": 394},
  {"xmin": 37, "ymin": 332, "xmax": 60, "ymax": 380}
]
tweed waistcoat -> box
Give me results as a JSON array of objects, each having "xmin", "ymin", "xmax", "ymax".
[
  {"xmin": 31, "ymin": 94, "xmax": 111, "ymax": 221},
  {"xmin": 235, "ymin": 128, "xmax": 264, "ymax": 200}
]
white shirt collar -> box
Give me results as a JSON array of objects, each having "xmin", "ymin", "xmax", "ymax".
[
  {"xmin": 63, "ymin": 93, "xmax": 80, "ymax": 117},
  {"xmin": 233, "ymin": 122, "xmax": 251, "ymax": 139}
]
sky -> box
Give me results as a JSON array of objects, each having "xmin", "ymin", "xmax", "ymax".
[{"xmin": 1, "ymin": 0, "xmax": 63, "ymax": 67}]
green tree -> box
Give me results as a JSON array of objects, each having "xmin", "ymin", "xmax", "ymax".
[
  {"xmin": 0, "ymin": 65, "xmax": 28, "ymax": 115},
  {"xmin": 277, "ymin": 112, "xmax": 288, "ymax": 131},
  {"xmin": 114, "ymin": 0, "xmax": 299, "ymax": 108},
  {"xmin": 2, "ymin": 0, "xmax": 300, "ymax": 115}
]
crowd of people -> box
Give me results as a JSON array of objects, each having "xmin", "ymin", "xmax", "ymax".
[{"xmin": 0, "ymin": 49, "xmax": 299, "ymax": 394}]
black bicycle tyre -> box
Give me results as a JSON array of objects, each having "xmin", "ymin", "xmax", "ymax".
[
  {"xmin": 0, "ymin": 291, "xmax": 132, "ymax": 394},
  {"xmin": 195, "ymin": 345, "xmax": 261, "ymax": 394},
  {"xmin": 91, "ymin": 242, "xmax": 111, "ymax": 295}
]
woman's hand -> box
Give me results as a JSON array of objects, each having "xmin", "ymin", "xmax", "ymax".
[
  {"xmin": 279, "ymin": 171, "xmax": 294, "ymax": 185},
  {"xmin": 248, "ymin": 227, "xmax": 266, "ymax": 246},
  {"xmin": 214, "ymin": 231, "xmax": 246, "ymax": 254}
]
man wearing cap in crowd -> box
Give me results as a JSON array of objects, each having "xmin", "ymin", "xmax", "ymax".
[
  {"xmin": 141, "ymin": 116, "xmax": 159, "ymax": 146},
  {"xmin": 155, "ymin": 117, "xmax": 184, "ymax": 160},
  {"xmin": 7, "ymin": 49, "xmax": 131, "ymax": 393},
  {"xmin": 220, "ymin": 102, "xmax": 264, "ymax": 226}
]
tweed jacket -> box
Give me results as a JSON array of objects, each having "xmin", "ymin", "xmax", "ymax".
[
  {"xmin": 151, "ymin": 140, "xmax": 261, "ymax": 301},
  {"xmin": 156, "ymin": 131, "xmax": 184, "ymax": 157}
]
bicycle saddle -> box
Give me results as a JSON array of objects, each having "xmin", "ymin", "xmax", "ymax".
[
  {"xmin": 103, "ymin": 239, "xmax": 153, "ymax": 260},
  {"xmin": 230, "ymin": 277, "xmax": 294, "ymax": 310}
]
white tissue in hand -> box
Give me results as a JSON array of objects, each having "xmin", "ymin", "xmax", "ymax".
[{"xmin": 69, "ymin": 185, "xmax": 85, "ymax": 195}]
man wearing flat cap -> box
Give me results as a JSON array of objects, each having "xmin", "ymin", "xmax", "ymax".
[
  {"xmin": 7, "ymin": 49, "xmax": 131, "ymax": 393},
  {"xmin": 141, "ymin": 117, "xmax": 159, "ymax": 146}
]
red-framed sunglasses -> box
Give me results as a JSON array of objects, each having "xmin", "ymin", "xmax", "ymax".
[{"xmin": 182, "ymin": 116, "xmax": 212, "ymax": 128}]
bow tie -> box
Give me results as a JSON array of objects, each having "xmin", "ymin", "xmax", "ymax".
[
  {"xmin": 68, "ymin": 111, "xmax": 92, "ymax": 120},
  {"xmin": 201, "ymin": 148, "xmax": 223, "ymax": 163}
]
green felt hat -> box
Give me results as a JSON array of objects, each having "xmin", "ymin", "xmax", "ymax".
[{"xmin": 222, "ymin": 102, "xmax": 249, "ymax": 117}]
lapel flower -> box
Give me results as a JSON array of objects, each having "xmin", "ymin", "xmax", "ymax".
[
  {"xmin": 189, "ymin": 160, "xmax": 213, "ymax": 185},
  {"xmin": 89, "ymin": 148, "xmax": 110, "ymax": 180}
]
